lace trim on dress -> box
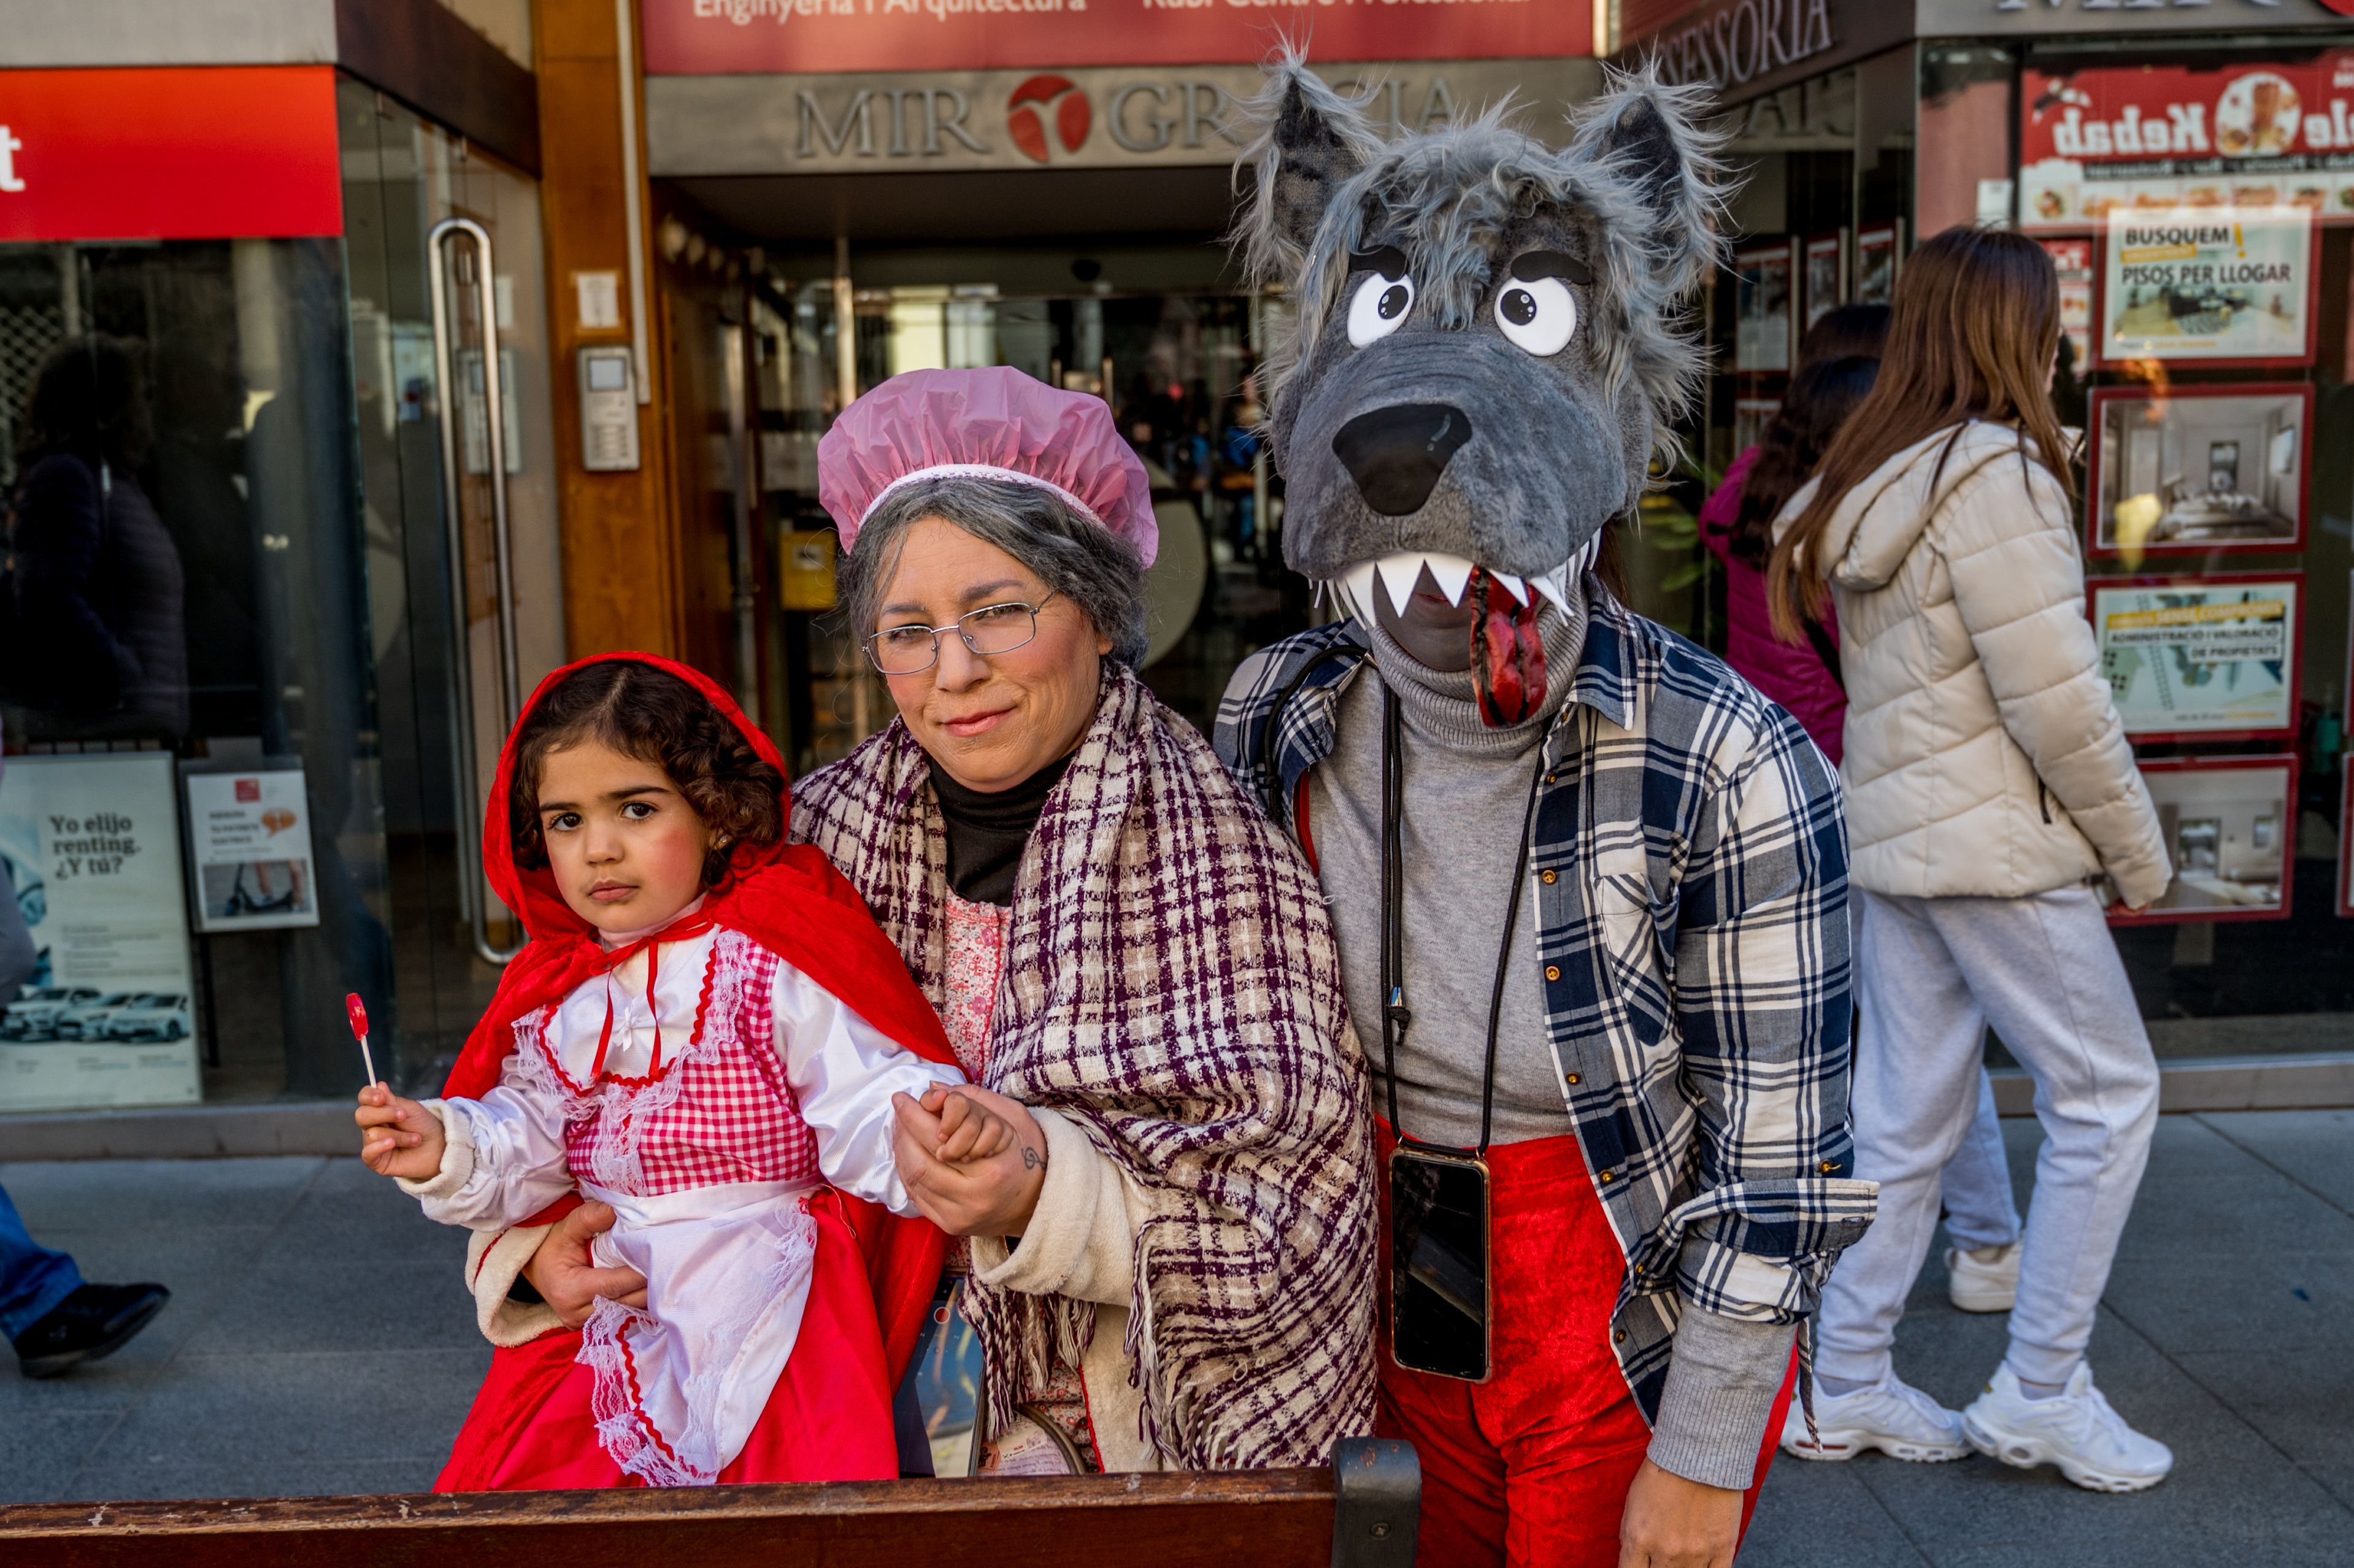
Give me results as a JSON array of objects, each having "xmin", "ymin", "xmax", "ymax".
[{"xmin": 577, "ymin": 1197, "xmax": 818, "ymax": 1487}]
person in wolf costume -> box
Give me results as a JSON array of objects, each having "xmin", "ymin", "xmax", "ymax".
[{"xmin": 1215, "ymin": 61, "xmax": 1877, "ymax": 1567}]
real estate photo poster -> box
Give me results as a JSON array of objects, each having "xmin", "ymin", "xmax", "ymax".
[
  {"xmin": 2342, "ymin": 568, "xmax": 2354, "ymax": 920},
  {"xmin": 2087, "ymin": 383, "xmax": 2312, "ymax": 557},
  {"xmin": 0, "ymin": 754, "xmax": 201, "ymax": 1113},
  {"xmin": 2098, "ymin": 206, "xmax": 2316, "ymax": 366},
  {"xmin": 1733, "ymin": 396, "xmax": 1781, "ymax": 457},
  {"xmin": 1804, "ymin": 231, "xmax": 1847, "ymax": 330},
  {"xmin": 1855, "ymin": 221, "xmax": 1901, "ymax": 305},
  {"xmin": 2113, "ymin": 755, "xmax": 2298, "ymax": 924},
  {"xmin": 2041, "ymin": 237, "xmax": 2094, "ymax": 371},
  {"xmin": 1734, "ymin": 238, "xmax": 1796, "ymax": 375},
  {"xmin": 2341, "ymin": 768, "xmax": 2354, "ymax": 921},
  {"xmin": 2091, "ymin": 574, "xmax": 2301, "ymax": 741}
]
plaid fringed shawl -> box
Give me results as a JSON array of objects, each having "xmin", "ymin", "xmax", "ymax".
[{"xmin": 792, "ymin": 664, "xmax": 1378, "ymax": 1469}]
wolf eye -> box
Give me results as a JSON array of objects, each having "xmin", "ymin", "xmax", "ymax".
[
  {"xmin": 1346, "ymin": 270, "xmax": 1416, "ymax": 347},
  {"xmin": 1494, "ymin": 275, "xmax": 1577, "ymax": 356}
]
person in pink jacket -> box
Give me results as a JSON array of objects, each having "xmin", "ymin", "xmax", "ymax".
[
  {"xmin": 1699, "ymin": 309, "xmax": 2028, "ymax": 1338},
  {"xmin": 1696, "ymin": 304, "xmax": 1887, "ymax": 763}
]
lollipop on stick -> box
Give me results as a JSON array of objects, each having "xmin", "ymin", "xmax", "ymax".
[{"xmin": 345, "ymin": 993, "xmax": 379, "ymax": 1090}]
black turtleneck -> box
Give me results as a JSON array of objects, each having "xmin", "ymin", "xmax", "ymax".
[{"xmin": 928, "ymin": 755, "xmax": 1070, "ymax": 906}]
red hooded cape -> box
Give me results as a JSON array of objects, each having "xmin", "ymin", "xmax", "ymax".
[{"xmin": 434, "ymin": 651, "xmax": 955, "ymax": 1491}]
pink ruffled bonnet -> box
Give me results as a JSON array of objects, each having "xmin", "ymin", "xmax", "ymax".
[{"xmin": 817, "ymin": 367, "xmax": 1158, "ymax": 566}]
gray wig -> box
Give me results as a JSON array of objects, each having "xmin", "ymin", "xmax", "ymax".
[{"xmin": 839, "ymin": 476, "xmax": 1150, "ymax": 669}]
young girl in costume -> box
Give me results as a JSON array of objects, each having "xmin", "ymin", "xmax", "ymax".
[{"xmin": 355, "ymin": 653, "xmax": 1007, "ymax": 1489}]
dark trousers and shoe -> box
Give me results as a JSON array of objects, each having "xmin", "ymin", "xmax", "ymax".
[{"xmin": 1, "ymin": 1182, "xmax": 169, "ymax": 1378}]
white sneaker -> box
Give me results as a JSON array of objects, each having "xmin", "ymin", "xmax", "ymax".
[
  {"xmin": 1780, "ymin": 1372, "xmax": 1971, "ymax": 1463},
  {"xmin": 1946, "ymin": 1241, "xmax": 2021, "ymax": 1313},
  {"xmin": 1962, "ymin": 1362, "xmax": 2174, "ymax": 1493}
]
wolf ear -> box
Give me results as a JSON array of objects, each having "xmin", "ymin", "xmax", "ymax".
[
  {"xmin": 1566, "ymin": 67, "xmax": 1730, "ymax": 301},
  {"xmin": 1234, "ymin": 57, "xmax": 1385, "ymax": 290}
]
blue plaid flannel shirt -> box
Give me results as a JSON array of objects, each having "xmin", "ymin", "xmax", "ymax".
[{"xmin": 1213, "ymin": 590, "xmax": 1877, "ymax": 1420}]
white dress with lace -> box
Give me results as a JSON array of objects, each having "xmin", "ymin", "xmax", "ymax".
[{"xmin": 410, "ymin": 923, "xmax": 961, "ymax": 1486}]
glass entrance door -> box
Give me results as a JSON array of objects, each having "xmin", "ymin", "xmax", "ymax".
[
  {"xmin": 339, "ymin": 82, "xmax": 563, "ymax": 1085},
  {"xmin": 0, "ymin": 234, "xmax": 390, "ymax": 1107}
]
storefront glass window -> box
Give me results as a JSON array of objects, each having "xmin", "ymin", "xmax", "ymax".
[
  {"xmin": 0, "ymin": 79, "xmax": 563, "ymax": 1115},
  {"xmin": 1689, "ymin": 37, "xmax": 2354, "ymax": 1061},
  {"xmin": 337, "ymin": 80, "xmax": 564, "ymax": 1087},
  {"xmin": 0, "ymin": 236, "xmax": 393, "ymax": 1107}
]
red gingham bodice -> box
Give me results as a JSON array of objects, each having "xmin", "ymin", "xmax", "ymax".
[{"xmin": 521, "ymin": 930, "xmax": 822, "ymax": 1199}]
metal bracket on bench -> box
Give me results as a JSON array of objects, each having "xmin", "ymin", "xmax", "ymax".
[{"xmin": 1331, "ymin": 1437, "xmax": 1420, "ymax": 1568}]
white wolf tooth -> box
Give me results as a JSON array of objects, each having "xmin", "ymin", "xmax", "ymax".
[
  {"xmin": 1334, "ymin": 550, "xmax": 1564, "ymax": 623},
  {"xmin": 1424, "ymin": 553, "xmax": 1475, "ymax": 607},
  {"xmin": 1377, "ymin": 553, "xmax": 1425, "ymax": 618},
  {"xmin": 1532, "ymin": 569, "xmax": 1572, "ymax": 617}
]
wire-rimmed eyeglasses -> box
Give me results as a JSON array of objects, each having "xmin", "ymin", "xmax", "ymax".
[{"xmin": 864, "ymin": 590, "xmax": 1061, "ymax": 675}]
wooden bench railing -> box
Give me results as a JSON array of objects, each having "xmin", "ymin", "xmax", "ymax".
[{"xmin": 0, "ymin": 1437, "xmax": 1419, "ymax": 1568}]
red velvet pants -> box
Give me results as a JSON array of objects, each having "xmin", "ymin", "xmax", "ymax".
[{"xmin": 1374, "ymin": 1126, "xmax": 1794, "ymax": 1568}]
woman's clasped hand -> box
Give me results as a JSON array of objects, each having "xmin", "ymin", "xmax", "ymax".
[{"xmin": 888, "ymin": 1082, "xmax": 1048, "ymax": 1237}]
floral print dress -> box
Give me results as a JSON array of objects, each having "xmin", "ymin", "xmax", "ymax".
[{"xmin": 940, "ymin": 890, "xmax": 1103, "ymax": 1474}]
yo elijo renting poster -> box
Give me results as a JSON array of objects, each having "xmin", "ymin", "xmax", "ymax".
[{"xmin": 0, "ymin": 755, "xmax": 201, "ymax": 1113}]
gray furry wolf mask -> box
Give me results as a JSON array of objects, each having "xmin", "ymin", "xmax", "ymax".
[{"xmin": 1234, "ymin": 57, "xmax": 1728, "ymax": 725}]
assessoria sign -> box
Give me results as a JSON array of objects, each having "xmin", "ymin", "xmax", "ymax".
[{"xmin": 1640, "ymin": 0, "xmax": 1834, "ymax": 93}]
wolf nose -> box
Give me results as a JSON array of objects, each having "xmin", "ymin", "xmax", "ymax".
[{"xmin": 1333, "ymin": 403, "xmax": 1474, "ymax": 516}]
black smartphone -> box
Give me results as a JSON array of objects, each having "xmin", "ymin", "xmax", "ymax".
[{"xmin": 1388, "ymin": 1146, "xmax": 1491, "ymax": 1382}]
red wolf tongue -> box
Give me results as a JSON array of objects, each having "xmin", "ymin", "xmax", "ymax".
[{"xmin": 1469, "ymin": 568, "xmax": 1546, "ymax": 728}]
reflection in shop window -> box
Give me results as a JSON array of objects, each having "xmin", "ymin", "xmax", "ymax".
[{"xmin": 0, "ymin": 238, "xmax": 394, "ymax": 1112}]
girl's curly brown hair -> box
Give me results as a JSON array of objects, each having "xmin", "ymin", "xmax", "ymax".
[{"xmin": 508, "ymin": 661, "xmax": 783, "ymax": 889}]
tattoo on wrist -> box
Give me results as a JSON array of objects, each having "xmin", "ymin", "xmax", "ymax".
[{"xmin": 1021, "ymin": 1143, "xmax": 1043, "ymax": 1170}]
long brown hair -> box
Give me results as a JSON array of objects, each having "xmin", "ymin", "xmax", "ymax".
[
  {"xmin": 1766, "ymin": 228, "xmax": 2067, "ymax": 641},
  {"xmin": 1730, "ymin": 355, "xmax": 1882, "ymax": 563}
]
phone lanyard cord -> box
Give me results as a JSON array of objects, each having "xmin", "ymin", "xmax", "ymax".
[{"xmin": 1379, "ymin": 680, "xmax": 1549, "ymax": 1160}]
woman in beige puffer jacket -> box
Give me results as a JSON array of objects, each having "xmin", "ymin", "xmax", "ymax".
[
  {"xmin": 1793, "ymin": 418, "xmax": 2169, "ymax": 906},
  {"xmin": 1765, "ymin": 228, "xmax": 2174, "ymax": 1496}
]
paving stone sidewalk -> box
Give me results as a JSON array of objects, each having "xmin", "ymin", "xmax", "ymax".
[
  {"xmin": 2, "ymin": 1110, "xmax": 2348, "ymax": 1565},
  {"xmin": 1744, "ymin": 1110, "xmax": 2353, "ymax": 1568}
]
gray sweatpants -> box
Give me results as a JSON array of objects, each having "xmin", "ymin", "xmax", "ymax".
[
  {"xmin": 1942, "ymin": 1069, "xmax": 2021, "ymax": 1252},
  {"xmin": 1820, "ymin": 885, "xmax": 2159, "ymax": 1388}
]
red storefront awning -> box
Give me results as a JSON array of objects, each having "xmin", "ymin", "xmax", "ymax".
[
  {"xmin": 0, "ymin": 66, "xmax": 343, "ymax": 244},
  {"xmin": 641, "ymin": 0, "xmax": 1593, "ymax": 77}
]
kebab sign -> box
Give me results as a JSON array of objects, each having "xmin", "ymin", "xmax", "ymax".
[
  {"xmin": 2099, "ymin": 207, "xmax": 2314, "ymax": 366},
  {"xmin": 2023, "ymin": 56, "xmax": 2354, "ymax": 229}
]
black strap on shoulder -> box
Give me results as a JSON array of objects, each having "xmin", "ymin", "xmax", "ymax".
[{"xmin": 1380, "ymin": 681, "xmax": 1547, "ymax": 1158}]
